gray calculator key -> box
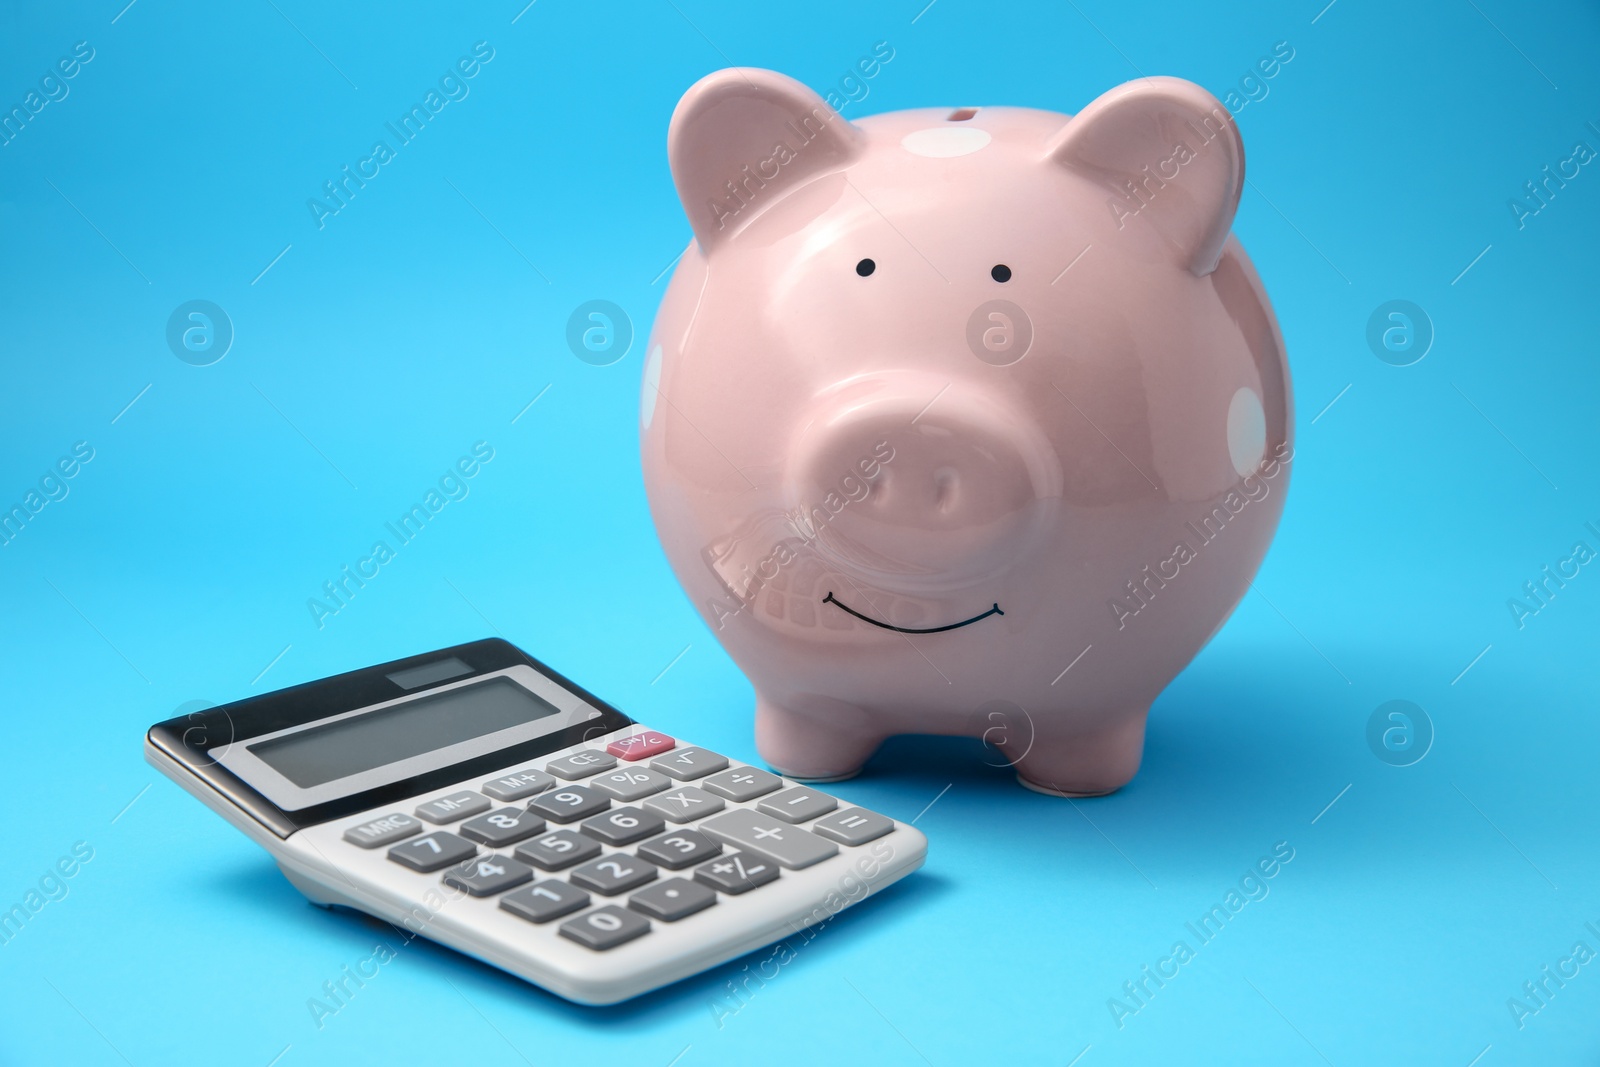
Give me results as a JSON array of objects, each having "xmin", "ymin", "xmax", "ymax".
[
  {"xmin": 629, "ymin": 878, "xmax": 716, "ymax": 922},
  {"xmin": 442, "ymin": 854, "xmax": 534, "ymax": 897},
  {"xmin": 527, "ymin": 785, "xmax": 610, "ymax": 823},
  {"xmin": 811, "ymin": 807, "xmax": 896, "ymax": 846},
  {"xmin": 387, "ymin": 831, "xmax": 477, "ymax": 873},
  {"xmin": 481, "ymin": 769, "xmax": 557, "ymax": 801},
  {"xmin": 415, "ymin": 791, "xmax": 491, "ymax": 824},
  {"xmin": 693, "ymin": 851, "xmax": 780, "ymax": 894},
  {"xmin": 700, "ymin": 809, "xmax": 838, "ymax": 870},
  {"xmin": 636, "ymin": 829, "xmax": 721, "ymax": 870},
  {"xmin": 545, "ymin": 750, "xmax": 618, "ymax": 780},
  {"xmin": 650, "ymin": 747, "xmax": 729, "ymax": 781},
  {"xmin": 343, "ymin": 813, "xmax": 422, "ymax": 848},
  {"xmin": 643, "ymin": 786, "xmax": 725, "ymax": 823},
  {"xmin": 459, "ymin": 807, "xmax": 547, "ymax": 847},
  {"xmin": 569, "ymin": 853, "xmax": 658, "ymax": 895},
  {"xmin": 589, "ymin": 766, "xmax": 672, "ymax": 802},
  {"xmin": 513, "ymin": 829, "xmax": 603, "ymax": 871},
  {"xmin": 581, "ymin": 806, "xmax": 666, "ymax": 846},
  {"xmin": 701, "ymin": 765, "xmax": 784, "ymax": 802},
  {"xmin": 559, "ymin": 905, "xmax": 650, "ymax": 950},
  {"xmin": 500, "ymin": 879, "xmax": 590, "ymax": 924},
  {"xmin": 757, "ymin": 787, "xmax": 838, "ymax": 824}
]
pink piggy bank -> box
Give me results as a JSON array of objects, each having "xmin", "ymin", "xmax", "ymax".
[{"xmin": 641, "ymin": 68, "xmax": 1292, "ymax": 796}]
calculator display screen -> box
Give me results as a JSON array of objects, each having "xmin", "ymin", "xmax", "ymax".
[{"xmin": 247, "ymin": 677, "xmax": 561, "ymax": 788}]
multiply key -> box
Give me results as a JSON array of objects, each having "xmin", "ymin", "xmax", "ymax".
[{"xmin": 644, "ymin": 786, "xmax": 725, "ymax": 823}]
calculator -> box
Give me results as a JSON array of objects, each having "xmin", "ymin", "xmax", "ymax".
[{"xmin": 144, "ymin": 639, "xmax": 926, "ymax": 1004}]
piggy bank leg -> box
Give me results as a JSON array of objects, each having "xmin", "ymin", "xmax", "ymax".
[
  {"xmin": 1005, "ymin": 709, "xmax": 1148, "ymax": 797},
  {"xmin": 755, "ymin": 693, "xmax": 885, "ymax": 782}
]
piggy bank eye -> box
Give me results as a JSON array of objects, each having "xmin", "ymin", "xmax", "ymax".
[
  {"xmin": 991, "ymin": 264, "xmax": 1012, "ymax": 282},
  {"xmin": 855, "ymin": 258, "xmax": 876, "ymax": 277}
]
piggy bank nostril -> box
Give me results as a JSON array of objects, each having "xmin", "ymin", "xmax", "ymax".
[{"xmin": 932, "ymin": 467, "xmax": 958, "ymax": 512}]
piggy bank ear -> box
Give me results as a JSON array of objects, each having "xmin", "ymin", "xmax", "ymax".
[
  {"xmin": 1046, "ymin": 77, "xmax": 1243, "ymax": 276},
  {"xmin": 669, "ymin": 68, "xmax": 864, "ymax": 251}
]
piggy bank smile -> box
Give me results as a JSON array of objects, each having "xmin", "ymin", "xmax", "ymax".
[
  {"xmin": 820, "ymin": 592, "xmax": 1004, "ymax": 635},
  {"xmin": 642, "ymin": 68, "xmax": 1291, "ymax": 796}
]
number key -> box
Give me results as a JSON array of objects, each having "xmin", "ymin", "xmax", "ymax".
[
  {"xmin": 459, "ymin": 807, "xmax": 546, "ymax": 847},
  {"xmin": 513, "ymin": 830, "xmax": 603, "ymax": 871},
  {"xmin": 559, "ymin": 905, "xmax": 650, "ymax": 950},
  {"xmin": 501, "ymin": 879, "xmax": 590, "ymax": 924},
  {"xmin": 569, "ymin": 854, "xmax": 658, "ymax": 896},
  {"xmin": 442, "ymin": 854, "xmax": 534, "ymax": 897},
  {"xmin": 581, "ymin": 806, "xmax": 666, "ymax": 846},
  {"xmin": 387, "ymin": 831, "xmax": 476, "ymax": 873},
  {"xmin": 636, "ymin": 829, "xmax": 721, "ymax": 870},
  {"xmin": 528, "ymin": 785, "xmax": 610, "ymax": 823}
]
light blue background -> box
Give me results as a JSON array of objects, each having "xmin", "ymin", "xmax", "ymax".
[{"xmin": 3, "ymin": 0, "xmax": 1598, "ymax": 1063}]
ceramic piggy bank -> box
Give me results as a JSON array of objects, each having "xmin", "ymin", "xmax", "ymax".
[{"xmin": 640, "ymin": 68, "xmax": 1292, "ymax": 796}]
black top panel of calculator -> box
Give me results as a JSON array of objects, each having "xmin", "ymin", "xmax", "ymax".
[{"xmin": 146, "ymin": 638, "xmax": 636, "ymax": 838}]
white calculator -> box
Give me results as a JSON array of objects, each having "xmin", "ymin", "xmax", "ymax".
[{"xmin": 145, "ymin": 639, "xmax": 926, "ymax": 1004}]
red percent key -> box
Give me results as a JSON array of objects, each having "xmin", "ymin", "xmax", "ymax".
[{"xmin": 606, "ymin": 731, "xmax": 675, "ymax": 761}]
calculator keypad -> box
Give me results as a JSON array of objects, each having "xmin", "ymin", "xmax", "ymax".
[
  {"xmin": 459, "ymin": 807, "xmax": 547, "ymax": 847},
  {"xmin": 514, "ymin": 830, "xmax": 603, "ymax": 871},
  {"xmin": 569, "ymin": 854, "xmax": 658, "ymax": 896},
  {"xmin": 342, "ymin": 726, "xmax": 904, "ymax": 963},
  {"xmin": 415, "ymin": 791, "xmax": 491, "ymax": 824},
  {"xmin": 387, "ymin": 831, "xmax": 477, "ymax": 872},
  {"xmin": 528, "ymin": 785, "xmax": 611, "ymax": 823},
  {"xmin": 444, "ymin": 854, "xmax": 535, "ymax": 897},
  {"xmin": 581, "ymin": 806, "xmax": 666, "ymax": 846}
]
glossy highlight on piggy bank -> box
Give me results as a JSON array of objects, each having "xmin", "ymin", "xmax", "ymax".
[{"xmin": 641, "ymin": 68, "xmax": 1292, "ymax": 796}]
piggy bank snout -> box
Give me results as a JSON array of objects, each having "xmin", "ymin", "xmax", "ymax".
[{"xmin": 787, "ymin": 381, "xmax": 1061, "ymax": 589}]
